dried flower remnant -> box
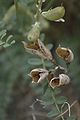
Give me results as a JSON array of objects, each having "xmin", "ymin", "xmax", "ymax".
[
  {"xmin": 56, "ymin": 46, "xmax": 74, "ymax": 63},
  {"xmin": 28, "ymin": 68, "xmax": 48, "ymax": 83},
  {"xmin": 41, "ymin": 6, "xmax": 65, "ymax": 22},
  {"xmin": 49, "ymin": 74, "xmax": 70, "ymax": 89},
  {"xmin": 22, "ymin": 39, "xmax": 54, "ymax": 62}
]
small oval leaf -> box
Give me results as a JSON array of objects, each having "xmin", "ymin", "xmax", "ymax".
[
  {"xmin": 48, "ymin": 107, "xmax": 60, "ymax": 117},
  {"xmin": 56, "ymin": 96, "xmax": 67, "ymax": 104},
  {"xmin": 46, "ymin": 43, "xmax": 53, "ymax": 50},
  {"xmin": 28, "ymin": 58, "xmax": 42, "ymax": 65},
  {"xmin": 45, "ymin": 60, "xmax": 53, "ymax": 67}
]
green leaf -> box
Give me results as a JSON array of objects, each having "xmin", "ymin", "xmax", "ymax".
[
  {"xmin": 42, "ymin": 82, "xmax": 49, "ymax": 95},
  {"xmin": 51, "ymin": 87, "xmax": 61, "ymax": 95},
  {"xmin": 0, "ymin": 41, "xmax": 5, "ymax": 46},
  {"xmin": 0, "ymin": 30, "xmax": 6, "ymax": 37},
  {"xmin": 48, "ymin": 107, "xmax": 60, "ymax": 117},
  {"xmin": 10, "ymin": 40, "xmax": 15, "ymax": 45},
  {"xmin": 3, "ymin": 43, "xmax": 10, "ymax": 48},
  {"xmin": 45, "ymin": 60, "xmax": 53, "ymax": 67},
  {"xmin": 40, "ymin": 33, "xmax": 45, "ymax": 42},
  {"xmin": 43, "ymin": 87, "xmax": 52, "ymax": 97},
  {"xmin": 1, "ymin": 32, "xmax": 6, "ymax": 40},
  {"xmin": 28, "ymin": 58, "xmax": 42, "ymax": 65},
  {"xmin": 56, "ymin": 96, "xmax": 67, "ymax": 104},
  {"xmin": 6, "ymin": 35, "xmax": 13, "ymax": 42},
  {"xmin": 46, "ymin": 43, "xmax": 53, "ymax": 50},
  {"xmin": 41, "ymin": 99, "xmax": 54, "ymax": 108}
]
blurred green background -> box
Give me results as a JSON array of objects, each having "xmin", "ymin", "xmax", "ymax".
[{"xmin": 0, "ymin": 0, "xmax": 80, "ymax": 120}]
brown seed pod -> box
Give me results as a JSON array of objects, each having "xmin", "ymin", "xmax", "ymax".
[
  {"xmin": 56, "ymin": 47, "xmax": 74, "ymax": 63},
  {"xmin": 28, "ymin": 68, "xmax": 48, "ymax": 83},
  {"xmin": 22, "ymin": 39, "xmax": 54, "ymax": 61},
  {"xmin": 54, "ymin": 65, "xmax": 67, "ymax": 77},
  {"xmin": 48, "ymin": 66, "xmax": 66, "ymax": 82},
  {"xmin": 49, "ymin": 74, "xmax": 70, "ymax": 89},
  {"xmin": 48, "ymin": 71, "xmax": 54, "ymax": 82}
]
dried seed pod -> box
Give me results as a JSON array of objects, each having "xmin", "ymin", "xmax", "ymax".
[
  {"xmin": 49, "ymin": 74, "xmax": 70, "ymax": 89},
  {"xmin": 48, "ymin": 71, "xmax": 54, "ymax": 82},
  {"xmin": 28, "ymin": 68, "xmax": 48, "ymax": 83},
  {"xmin": 56, "ymin": 46, "xmax": 74, "ymax": 63},
  {"xmin": 59, "ymin": 74, "xmax": 70, "ymax": 85},
  {"xmin": 28, "ymin": 22, "xmax": 40, "ymax": 42},
  {"xmin": 48, "ymin": 66, "xmax": 67, "ymax": 83},
  {"xmin": 41, "ymin": 6, "xmax": 65, "ymax": 22},
  {"xmin": 22, "ymin": 39, "xmax": 54, "ymax": 61},
  {"xmin": 54, "ymin": 65, "xmax": 67, "ymax": 77},
  {"xmin": 49, "ymin": 77, "xmax": 60, "ymax": 89}
]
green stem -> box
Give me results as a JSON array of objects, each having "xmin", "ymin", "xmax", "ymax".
[
  {"xmin": 38, "ymin": 1, "xmax": 64, "ymax": 119},
  {"xmin": 14, "ymin": 0, "xmax": 19, "ymax": 24},
  {"xmin": 41, "ymin": 60, "xmax": 64, "ymax": 119},
  {"xmin": 36, "ymin": 0, "xmax": 43, "ymax": 21},
  {"xmin": 52, "ymin": 93, "xmax": 65, "ymax": 120},
  {"xmin": 41, "ymin": 58, "xmax": 45, "ymax": 69},
  {"xmin": 43, "ymin": 0, "xmax": 55, "ymax": 11}
]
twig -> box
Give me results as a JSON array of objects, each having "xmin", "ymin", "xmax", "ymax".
[
  {"xmin": 30, "ymin": 100, "xmax": 38, "ymax": 120},
  {"xmin": 61, "ymin": 102, "xmax": 71, "ymax": 117},
  {"xmin": 55, "ymin": 100, "xmax": 77, "ymax": 119},
  {"xmin": 52, "ymin": 93, "xmax": 65, "ymax": 120}
]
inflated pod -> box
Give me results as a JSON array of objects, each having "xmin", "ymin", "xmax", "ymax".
[
  {"xmin": 48, "ymin": 71, "xmax": 54, "ymax": 82},
  {"xmin": 49, "ymin": 74, "xmax": 70, "ymax": 89},
  {"xmin": 56, "ymin": 47, "xmax": 74, "ymax": 63},
  {"xmin": 22, "ymin": 39, "xmax": 53, "ymax": 61},
  {"xmin": 54, "ymin": 66, "xmax": 67, "ymax": 77},
  {"xmin": 41, "ymin": 6, "xmax": 65, "ymax": 21},
  {"xmin": 28, "ymin": 22, "xmax": 40, "ymax": 42},
  {"xmin": 28, "ymin": 68, "xmax": 48, "ymax": 83}
]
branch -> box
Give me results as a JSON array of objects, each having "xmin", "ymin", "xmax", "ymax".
[{"xmin": 55, "ymin": 100, "xmax": 77, "ymax": 119}]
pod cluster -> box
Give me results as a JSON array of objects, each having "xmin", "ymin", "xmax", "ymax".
[
  {"xmin": 23, "ymin": 32, "xmax": 74, "ymax": 89},
  {"xmin": 22, "ymin": 6, "xmax": 74, "ymax": 89},
  {"xmin": 28, "ymin": 66, "xmax": 70, "ymax": 89}
]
